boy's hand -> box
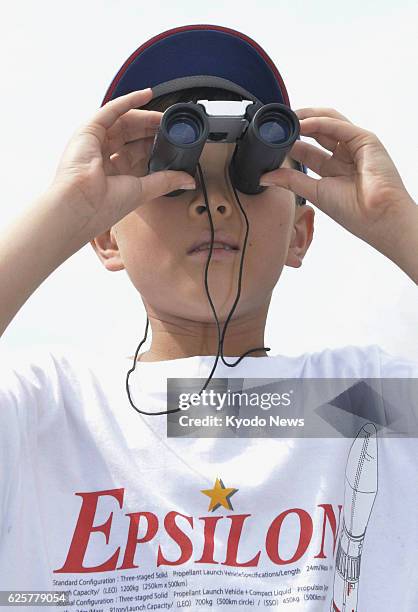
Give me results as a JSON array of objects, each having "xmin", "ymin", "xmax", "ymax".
[
  {"xmin": 51, "ymin": 88, "xmax": 195, "ymax": 238},
  {"xmin": 260, "ymin": 108, "xmax": 417, "ymax": 278}
]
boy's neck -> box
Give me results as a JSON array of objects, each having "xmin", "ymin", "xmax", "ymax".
[{"xmin": 133, "ymin": 308, "xmax": 269, "ymax": 362}]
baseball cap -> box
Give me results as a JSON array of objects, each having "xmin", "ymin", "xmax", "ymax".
[{"xmin": 101, "ymin": 24, "xmax": 307, "ymax": 186}]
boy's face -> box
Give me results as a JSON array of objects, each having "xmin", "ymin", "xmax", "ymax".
[{"xmin": 91, "ymin": 142, "xmax": 314, "ymax": 323}]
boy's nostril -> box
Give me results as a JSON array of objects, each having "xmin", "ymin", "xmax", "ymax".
[
  {"xmin": 197, "ymin": 205, "xmax": 207, "ymax": 214},
  {"xmin": 218, "ymin": 205, "xmax": 226, "ymax": 213}
]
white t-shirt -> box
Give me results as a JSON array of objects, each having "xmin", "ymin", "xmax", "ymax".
[{"xmin": 0, "ymin": 343, "xmax": 417, "ymax": 612}]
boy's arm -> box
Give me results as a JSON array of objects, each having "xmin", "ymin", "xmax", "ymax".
[
  {"xmin": 377, "ymin": 198, "xmax": 418, "ymax": 284},
  {"xmin": 379, "ymin": 196, "xmax": 417, "ymax": 283},
  {"xmin": 0, "ymin": 185, "xmax": 98, "ymax": 337},
  {"xmin": 0, "ymin": 88, "xmax": 195, "ymax": 338},
  {"xmin": 260, "ymin": 107, "xmax": 418, "ymax": 284}
]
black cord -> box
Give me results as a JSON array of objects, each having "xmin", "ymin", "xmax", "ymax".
[
  {"xmin": 125, "ymin": 162, "xmax": 270, "ymax": 416},
  {"xmin": 218, "ymin": 168, "xmax": 271, "ymax": 367}
]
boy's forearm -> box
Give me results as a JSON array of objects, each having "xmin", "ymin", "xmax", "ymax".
[
  {"xmin": 380, "ymin": 198, "xmax": 418, "ymax": 284},
  {"xmin": 0, "ymin": 185, "xmax": 93, "ymax": 338}
]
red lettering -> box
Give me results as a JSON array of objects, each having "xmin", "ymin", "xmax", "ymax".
[
  {"xmin": 54, "ymin": 488, "xmax": 124, "ymax": 573},
  {"xmin": 195, "ymin": 516, "xmax": 223, "ymax": 564},
  {"xmin": 315, "ymin": 504, "xmax": 342, "ymax": 558},
  {"xmin": 55, "ymin": 488, "xmax": 341, "ymax": 573},
  {"xmin": 266, "ymin": 508, "xmax": 313, "ymax": 564},
  {"xmin": 118, "ymin": 512, "xmax": 158, "ymax": 569},
  {"xmin": 222, "ymin": 514, "xmax": 260, "ymax": 567},
  {"xmin": 157, "ymin": 512, "xmax": 193, "ymax": 566}
]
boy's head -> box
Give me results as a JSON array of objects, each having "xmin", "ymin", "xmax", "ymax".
[{"xmin": 91, "ymin": 25, "xmax": 314, "ymax": 327}]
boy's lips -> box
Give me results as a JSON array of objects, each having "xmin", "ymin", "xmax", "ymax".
[
  {"xmin": 187, "ymin": 230, "xmax": 240, "ymax": 255},
  {"xmin": 188, "ymin": 248, "xmax": 239, "ymax": 261}
]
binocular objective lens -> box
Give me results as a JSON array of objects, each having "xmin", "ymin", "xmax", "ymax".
[
  {"xmin": 167, "ymin": 117, "xmax": 200, "ymax": 145},
  {"xmin": 259, "ymin": 119, "xmax": 290, "ymax": 144}
]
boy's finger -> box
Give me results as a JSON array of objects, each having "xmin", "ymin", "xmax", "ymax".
[
  {"xmin": 305, "ymin": 132, "xmax": 339, "ymax": 153},
  {"xmin": 103, "ymin": 115, "xmax": 158, "ymax": 156},
  {"xmin": 260, "ymin": 167, "xmax": 319, "ymax": 206},
  {"xmin": 300, "ymin": 117, "xmax": 370, "ymax": 156},
  {"xmin": 86, "ymin": 89, "xmax": 154, "ymax": 144},
  {"xmin": 120, "ymin": 136, "xmax": 155, "ymax": 167},
  {"xmin": 295, "ymin": 107, "xmax": 352, "ymax": 123},
  {"xmin": 105, "ymin": 109, "xmax": 162, "ymax": 153},
  {"xmin": 139, "ymin": 170, "xmax": 196, "ymax": 201},
  {"xmin": 108, "ymin": 137, "xmax": 155, "ymax": 175},
  {"xmin": 290, "ymin": 140, "xmax": 352, "ymax": 177},
  {"xmin": 289, "ymin": 140, "xmax": 332, "ymax": 176},
  {"xmin": 302, "ymin": 132, "xmax": 353, "ymax": 166}
]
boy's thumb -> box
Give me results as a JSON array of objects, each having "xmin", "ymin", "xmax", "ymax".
[
  {"xmin": 140, "ymin": 170, "xmax": 196, "ymax": 200},
  {"xmin": 260, "ymin": 167, "xmax": 317, "ymax": 205}
]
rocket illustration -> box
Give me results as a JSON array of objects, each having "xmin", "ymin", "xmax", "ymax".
[{"xmin": 331, "ymin": 423, "xmax": 378, "ymax": 612}]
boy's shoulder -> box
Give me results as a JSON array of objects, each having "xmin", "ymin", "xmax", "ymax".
[
  {"xmin": 272, "ymin": 343, "xmax": 418, "ymax": 378},
  {"xmin": 0, "ymin": 342, "xmax": 123, "ymax": 387},
  {"xmin": 1, "ymin": 342, "xmax": 87, "ymax": 373}
]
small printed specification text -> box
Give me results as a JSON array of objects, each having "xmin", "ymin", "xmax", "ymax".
[{"xmin": 52, "ymin": 563, "xmax": 330, "ymax": 610}]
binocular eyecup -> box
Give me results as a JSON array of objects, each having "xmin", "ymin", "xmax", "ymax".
[{"xmin": 147, "ymin": 101, "xmax": 300, "ymax": 197}]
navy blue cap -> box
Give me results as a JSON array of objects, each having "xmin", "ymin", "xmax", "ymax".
[{"xmin": 101, "ymin": 24, "xmax": 307, "ymax": 178}]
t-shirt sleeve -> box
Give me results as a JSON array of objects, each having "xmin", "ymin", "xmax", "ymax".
[
  {"xmin": 0, "ymin": 345, "xmax": 61, "ymax": 530},
  {"xmin": 375, "ymin": 345, "xmax": 418, "ymax": 436},
  {"xmin": 0, "ymin": 344, "xmax": 61, "ymax": 427},
  {"xmin": 376, "ymin": 345, "xmax": 418, "ymax": 377}
]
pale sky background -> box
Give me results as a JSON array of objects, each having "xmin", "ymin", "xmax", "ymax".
[{"xmin": 1, "ymin": 0, "xmax": 417, "ymax": 362}]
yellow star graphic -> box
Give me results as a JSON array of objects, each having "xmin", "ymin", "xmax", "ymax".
[{"xmin": 201, "ymin": 477, "xmax": 238, "ymax": 512}]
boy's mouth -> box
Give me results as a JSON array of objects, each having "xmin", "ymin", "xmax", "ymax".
[
  {"xmin": 187, "ymin": 231, "xmax": 240, "ymax": 255},
  {"xmin": 188, "ymin": 245, "xmax": 240, "ymax": 261}
]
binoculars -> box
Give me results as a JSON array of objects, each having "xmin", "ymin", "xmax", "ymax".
[{"xmin": 147, "ymin": 99, "xmax": 300, "ymax": 197}]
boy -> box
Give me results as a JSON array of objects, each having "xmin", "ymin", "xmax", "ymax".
[{"xmin": 0, "ymin": 23, "xmax": 417, "ymax": 611}]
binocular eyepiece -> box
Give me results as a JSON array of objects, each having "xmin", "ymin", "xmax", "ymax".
[{"xmin": 147, "ymin": 100, "xmax": 300, "ymax": 197}]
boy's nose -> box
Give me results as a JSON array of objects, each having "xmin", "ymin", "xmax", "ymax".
[{"xmin": 188, "ymin": 196, "xmax": 234, "ymax": 219}]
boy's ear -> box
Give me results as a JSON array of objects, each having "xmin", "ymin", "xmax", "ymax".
[
  {"xmin": 90, "ymin": 228, "xmax": 125, "ymax": 272},
  {"xmin": 285, "ymin": 204, "xmax": 315, "ymax": 268}
]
